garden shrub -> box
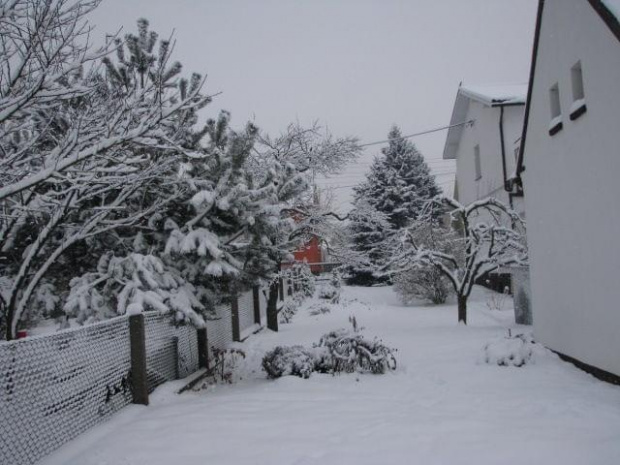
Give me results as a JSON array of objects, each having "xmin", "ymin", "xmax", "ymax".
[{"xmin": 262, "ymin": 345, "xmax": 315, "ymax": 379}]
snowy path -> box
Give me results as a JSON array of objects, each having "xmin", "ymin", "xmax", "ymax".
[{"xmin": 40, "ymin": 286, "xmax": 620, "ymax": 465}]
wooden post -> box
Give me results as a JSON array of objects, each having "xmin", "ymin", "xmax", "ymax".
[
  {"xmin": 252, "ymin": 286, "xmax": 261, "ymax": 325},
  {"xmin": 197, "ymin": 327, "xmax": 209, "ymax": 370},
  {"xmin": 172, "ymin": 336, "xmax": 180, "ymax": 379},
  {"xmin": 129, "ymin": 314, "xmax": 149, "ymax": 405},
  {"xmin": 231, "ymin": 294, "xmax": 241, "ymax": 342}
]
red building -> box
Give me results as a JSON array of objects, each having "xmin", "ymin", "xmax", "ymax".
[{"xmin": 292, "ymin": 236, "xmax": 324, "ymax": 273}]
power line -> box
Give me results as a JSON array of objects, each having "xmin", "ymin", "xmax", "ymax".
[{"xmin": 358, "ymin": 120, "xmax": 474, "ymax": 148}]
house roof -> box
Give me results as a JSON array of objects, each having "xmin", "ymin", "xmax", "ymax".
[
  {"xmin": 459, "ymin": 84, "xmax": 528, "ymax": 106},
  {"xmin": 442, "ymin": 84, "xmax": 527, "ymax": 160},
  {"xmin": 516, "ymin": 0, "xmax": 620, "ymax": 177}
]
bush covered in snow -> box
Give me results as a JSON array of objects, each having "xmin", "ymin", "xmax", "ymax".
[
  {"xmin": 308, "ymin": 304, "xmax": 332, "ymax": 316},
  {"xmin": 315, "ymin": 329, "xmax": 397, "ymax": 374},
  {"xmin": 262, "ymin": 329, "xmax": 397, "ymax": 379},
  {"xmin": 482, "ymin": 333, "xmax": 534, "ymax": 367},
  {"xmin": 393, "ymin": 266, "xmax": 452, "ymax": 305},
  {"xmin": 279, "ymin": 299, "xmax": 300, "ymax": 324},
  {"xmin": 262, "ymin": 345, "xmax": 315, "ymax": 379}
]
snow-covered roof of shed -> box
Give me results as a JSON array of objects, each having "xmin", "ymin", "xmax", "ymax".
[
  {"xmin": 442, "ymin": 83, "xmax": 528, "ymax": 160},
  {"xmin": 459, "ymin": 84, "xmax": 528, "ymax": 106}
]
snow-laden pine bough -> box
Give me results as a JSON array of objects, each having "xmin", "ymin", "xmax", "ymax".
[{"xmin": 386, "ymin": 196, "xmax": 528, "ymax": 324}]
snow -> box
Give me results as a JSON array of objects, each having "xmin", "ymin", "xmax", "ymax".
[
  {"xmin": 460, "ymin": 84, "xmax": 528, "ymax": 106},
  {"xmin": 548, "ymin": 115, "xmax": 563, "ymax": 131},
  {"xmin": 39, "ymin": 285, "xmax": 620, "ymax": 465},
  {"xmin": 569, "ymin": 98, "xmax": 587, "ymax": 115}
]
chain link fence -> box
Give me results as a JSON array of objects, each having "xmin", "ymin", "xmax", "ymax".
[
  {"xmin": 0, "ymin": 317, "xmax": 133, "ymax": 465},
  {"xmin": 0, "ymin": 281, "xmax": 299, "ymax": 464}
]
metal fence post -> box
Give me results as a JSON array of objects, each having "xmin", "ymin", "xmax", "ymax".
[
  {"xmin": 197, "ymin": 327, "xmax": 209, "ymax": 370},
  {"xmin": 253, "ymin": 286, "xmax": 261, "ymax": 325},
  {"xmin": 129, "ymin": 314, "xmax": 149, "ymax": 406},
  {"xmin": 231, "ymin": 294, "xmax": 241, "ymax": 342}
]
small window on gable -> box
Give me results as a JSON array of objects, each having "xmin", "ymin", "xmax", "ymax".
[
  {"xmin": 570, "ymin": 61, "xmax": 587, "ymax": 120},
  {"xmin": 549, "ymin": 83, "xmax": 563, "ymax": 135},
  {"xmin": 549, "ymin": 84, "xmax": 561, "ymax": 119},
  {"xmin": 474, "ymin": 145, "xmax": 481, "ymax": 180}
]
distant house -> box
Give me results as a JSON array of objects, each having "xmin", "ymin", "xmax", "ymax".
[
  {"xmin": 516, "ymin": 0, "xmax": 620, "ymax": 380},
  {"xmin": 442, "ymin": 84, "xmax": 530, "ymax": 314},
  {"xmin": 293, "ymin": 236, "xmax": 326, "ymax": 274},
  {"xmin": 443, "ymin": 84, "xmax": 527, "ymax": 216}
]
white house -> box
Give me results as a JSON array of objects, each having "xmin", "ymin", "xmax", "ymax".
[
  {"xmin": 443, "ymin": 84, "xmax": 528, "ymax": 216},
  {"xmin": 516, "ymin": 0, "xmax": 620, "ymax": 381},
  {"xmin": 442, "ymin": 84, "xmax": 531, "ymax": 323}
]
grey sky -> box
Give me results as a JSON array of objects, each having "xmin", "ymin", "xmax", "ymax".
[{"xmin": 90, "ymin": 0, "xmax": 537, "ymax": 212}]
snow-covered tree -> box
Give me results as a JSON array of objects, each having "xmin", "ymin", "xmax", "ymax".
[
  {"xmin": 354, "ymin": 126, "xmax": 441, "ymax": 229},
  {"xmin": 0, "ymin": 8, "xmax": 209, "ymax": 339},
  {"xmin": 389, "ymin": 197, "xmax": 527, "ymax": 324},
  {"xmin": 344, "ymin": 126, "xmax": 441, "ymax": 285},
  {"xmin": 341, "ymin": 200, "xmax": 391, "ymax": 286}
]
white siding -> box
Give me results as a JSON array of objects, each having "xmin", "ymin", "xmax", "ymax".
[
  {"xmin": 454, "ymin": 100, "xmax": 525, "ymax": 215},
  {"xmin": 522, "ymin": 0, "xmax": 620, "ymax": 376}
]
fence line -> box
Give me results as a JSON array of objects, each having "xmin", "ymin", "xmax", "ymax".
[{"xmin": 0, "ymin": 281, "xmax": 298, "ymax": 465}]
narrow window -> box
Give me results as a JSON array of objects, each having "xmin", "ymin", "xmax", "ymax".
[
  {"xmin": 474, "ymin": 145, "xmax": 481, "ymax": 180},
  {"xmin": 549, "ymin": 84, "xmax": 561, "ymax": 119},
  {"xmin": 570, "ymin": 61, "xmax": 587, "ymax": 120},
  {"xmin": 571, "ymin": 61, "xmax": 585, "ymax": 100},
  {"xmin": 548, "ymin": 83, "xmax": 563, "ymax": 135}
]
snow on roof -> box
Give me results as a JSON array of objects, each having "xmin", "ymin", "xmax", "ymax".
[
  {"xmin": 602, "ymin": 0, "xmax": 620, "ymax": 21},
  {"xmin": 442, "ymin": 83, "xmax": 528, "ymax": 159},
  {"xmin": 459, "ymin": 84, "xmax": 528, "ymax": 106}
]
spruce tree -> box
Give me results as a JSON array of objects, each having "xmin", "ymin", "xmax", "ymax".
[{"xmin": 345, "ymin": 126, "xmax": 441, "ymax": 285}]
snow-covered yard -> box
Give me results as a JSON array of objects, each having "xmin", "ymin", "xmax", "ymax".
[{"xmin": 40, "ymin": 285, "xmax": 620, "ymax": 465}]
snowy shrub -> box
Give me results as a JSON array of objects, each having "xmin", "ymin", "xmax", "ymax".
[
  {"xmin": 318, "ymin": 285, "xmax": 338, "ymax": 300},
  {"xmin": 279, "ymin": 299, "xmax": 299, "ymax": 324},
  {"xmin": 309, "ymin": 304, "xmax": 332, "ymax": 316},
  {"xmin": 485, "ymin": 286, "xmax": 511, "ymax": 311},
  {"xmin": 262, "ymin": 345, "xmax": 315, "ymax": 379},
  {"xmin": 315, "ymin": 330, "xmax": 397, "ymax": 374},
  {"xmin": 288, "ymin": 262, "xmax": 316, "ymax": 297},
  {"xmin": 393, "ymin": 266, "xmax": 452, "ymax": 305},
  {"xmin": 210, "ymin": 347, "xmax": 246, "ymax": 384},
  {"xmin": 482, "ymin": 333, "xmax": 533, "ymax": 367}
]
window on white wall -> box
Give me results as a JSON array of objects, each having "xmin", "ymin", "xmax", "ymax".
[
  {"xmin": 474, "ymin": 145, "xmax": 481, "ymax": 180},
  {"xmin": 570, "ymin": 61, "xmax": 587, "ymax": 120},
  {"xmin": 548, "ymin": 83, "xmax": 563, "ymax": 135},
  {"xmin": 549, "ymin": 84, "xmax": 561, "ymax": 118}
]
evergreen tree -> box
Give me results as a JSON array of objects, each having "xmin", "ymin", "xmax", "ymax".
[
  {"xmin": 355, "ymin": 126, "xmax": 441, "ymax": 229},
  {"xmin": 344, "ymin": 126, "xmax": 441, "ymax": 285}
]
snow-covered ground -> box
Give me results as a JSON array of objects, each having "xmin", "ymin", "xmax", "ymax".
[{"xmin": 39, "ymin": 286, "xmax": 620, "ymax": 465}]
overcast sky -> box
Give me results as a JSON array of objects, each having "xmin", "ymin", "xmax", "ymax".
[{"xmin": 90, "ymin": 0, "xmax": 538, "ymax": 212}]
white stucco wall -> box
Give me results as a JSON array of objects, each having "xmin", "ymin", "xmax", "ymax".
[
  {"xmin": 455, "ymin": 100, "xmax": 525, "ymax": 216},
  {"xmin": 522, "ymin": 0, "xmax": 620, "ymax": 376}
]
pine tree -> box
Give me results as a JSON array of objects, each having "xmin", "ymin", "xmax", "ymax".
[
  {"xmin": 344, "ymin": 126, "xmax": 441, "ymax": 285},
  {"xmin": 355, "ymin": 126, "xmax": 441, "ymax": 229}
]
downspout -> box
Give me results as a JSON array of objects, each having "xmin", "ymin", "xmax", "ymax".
[{"xmin": 498, "ymin": 105, "xmax": 513, "ymax": 208}]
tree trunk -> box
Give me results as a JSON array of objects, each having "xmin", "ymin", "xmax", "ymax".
[
  {"xmin": 457, "ymin": 294, "xmax": 467, "ymax": 325},
  {"xmin": 266, "ymin": 279, "xmax": 279, "ymax": 332}
]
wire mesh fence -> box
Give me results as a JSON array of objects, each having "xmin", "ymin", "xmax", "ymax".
[
  {"xmin": 206, "ymin": 302, "xmax": 233, "ymax": 353},
  {"xmin": 144, "ymin": 313, "xmax": 199, "ymax": 392},
  {"xmin": 0, "ymin": 281, "xmax": 298, "ymax": 465},
  {"xmin": 0, "ymin": 317, "xmax": 132, "ymax": 465},
  {"xmin": 238, "ymin": 290, "xmax": 255, "ymax": 335}
]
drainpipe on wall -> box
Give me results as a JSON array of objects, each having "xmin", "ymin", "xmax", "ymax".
[{"xmin": 498, "ymin": 105, "xmax": 513, "ymax": 208}]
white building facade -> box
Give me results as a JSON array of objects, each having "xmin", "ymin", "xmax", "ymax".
[
  {"xmin": 443, "ymin": 84, "xmax": 527, "ymax": 216},
  {"xmin": 517, "ymin": 0, "xmax": 620, "ymax": 379}
]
